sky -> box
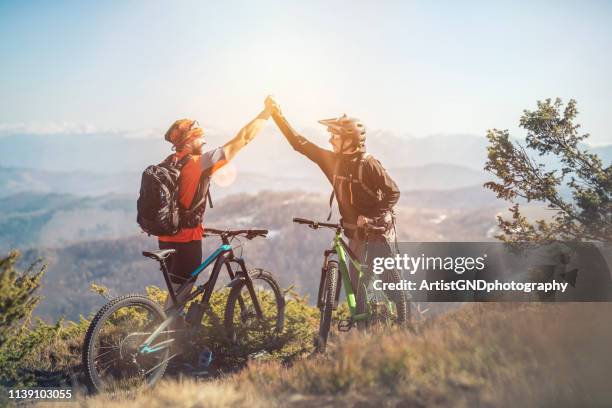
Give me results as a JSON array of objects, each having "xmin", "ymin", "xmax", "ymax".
[{"xmin": 1, "ymin": 0, "xmax": 611, "ymax": 144}]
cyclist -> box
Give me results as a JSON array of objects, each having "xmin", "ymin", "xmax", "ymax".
[
  {"xmin": 157, "ymin": 100, "xmax": 272, "ymax": 308},
  {"xmin": 266, "ymin": 96, "xmax": 401, "ymax": 290}
]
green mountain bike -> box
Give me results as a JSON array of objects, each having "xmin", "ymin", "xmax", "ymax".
[
  {"xmin": 82, "ymin": 228, "xmax": 285, "ymax": 392},
  {"xmin": 293, "ymin": 217, "xmax": 409, "ymax": 353}
]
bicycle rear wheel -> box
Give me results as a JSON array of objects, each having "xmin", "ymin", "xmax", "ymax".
[
  {"xmin": 356, "ymin": 268, "xmax": 409, "ymax": 330},
  {"xmin": 224, "ymin": 269, "xmax": 285, "ymax": 346},
  {"xmin": 82, "ymin": 295, "xmax": 171, "ymax": 393},
  {"xmin": 315, "ymin": 261, "xmax": 339, "ymax": 353}
]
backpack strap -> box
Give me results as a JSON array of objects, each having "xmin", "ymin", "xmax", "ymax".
[
  {"xmin": 184, "ymin": 168, "xmax": 212, "ymax": 213},
  {"xmin": 206, "ymin": 188, "xmax": 214, "ymax": 209},
  {"xmin": 176, "ymin": 154, "xmax": 192, "ymax": 169},
  {"xmin": 162, "ymin": 153, "xmax": 192, "ymax": 169},
  {"xmin": 327, "ymin": 190, "xmax": 335, "ymax": 221},
  {"xmin": 326, "ymin": 158, "xmax": 344, "ymax": 221},
  {"xmin": 357, "ymin": 152, "xmax": 379, "ymax": 199}
]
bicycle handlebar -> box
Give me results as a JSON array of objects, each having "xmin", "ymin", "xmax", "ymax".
[
  {"xmin": 203, "ymin": 228, "xmax": 268, "ymax": 240},
  {"xmin": 292, "ymin": 217, "xmax": 387, "ymax": 233},
  {"xmin": 292, "ymin": 217, "xmax": 341, "ymax": 230}
]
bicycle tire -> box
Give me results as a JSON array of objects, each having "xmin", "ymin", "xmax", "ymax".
[
  {"xmin": 356, "ymin": 267, "xmax": 409, "ymax": 330},
  {"xmin": 82, "ymin": 294, "xmax": 169, "ymax": 393},
  {"xmin": 224, "ymin": 268, "xmax": 285, "ymax": 344},
  {"xmin": 315, "ymin": 261, "xmax": 338, "ymax": 353}
]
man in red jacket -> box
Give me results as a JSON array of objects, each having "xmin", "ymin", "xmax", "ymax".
[{"xmin": 159, "ymin": 101, "xmax": 271, "ymax": 306}]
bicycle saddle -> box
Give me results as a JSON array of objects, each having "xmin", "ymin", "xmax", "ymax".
[{"xmin": 142, "ymin": 249, "xmax": 176, "ymax": 262}]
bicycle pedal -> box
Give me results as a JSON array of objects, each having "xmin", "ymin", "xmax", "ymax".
[{"xmin": 337, "ymin": 319, "xmax": 353, "ymax": 332}]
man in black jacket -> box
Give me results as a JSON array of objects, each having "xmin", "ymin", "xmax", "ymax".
[{"xmin": 265, "ymin": 96, "xmax": 400, "ymax": 289}]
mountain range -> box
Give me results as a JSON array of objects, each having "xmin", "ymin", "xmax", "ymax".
[
  {"xmin": 2, "ymin": 130, "xmax": 609, "ymax": 176},
  {"xmin": 0, "ymin": 162, "xmax": 492, "ymax": 198}
]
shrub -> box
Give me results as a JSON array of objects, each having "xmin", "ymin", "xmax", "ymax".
[{"xmin": 0, "ymin": 251, "xmax": 46, "ymax": 385}]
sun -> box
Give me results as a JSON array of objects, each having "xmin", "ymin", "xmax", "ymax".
[{"xmin": 212, "ymin": 162, "xmax": 238, "ymax": 187}]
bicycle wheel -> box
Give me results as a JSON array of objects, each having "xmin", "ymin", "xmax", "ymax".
[
  {"xmin": 315, "ymin": 261, "xmax": 339, "ymax": 353},
  {"xmin": 356, "ymin": 268, "xmax": 409, "ymax": 330},
  {"xmin": 224, "ymin": 268, "xmax": 285, "ymax": 345},
  {"xmin": 82, "ymin": 294, "xmax": 170, "ymax": 393}
]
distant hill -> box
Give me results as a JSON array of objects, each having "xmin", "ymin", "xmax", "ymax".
[
  {"xmin": 399, "ymin": 185, "xmax": 503, "ymax": 208},
  {"xmin": 12, "ymin": 190, "xmax": 504, "ymax": 321},
  {"xmin": 0, "ymin": 182, "xmax": 507, "ymax": 253},
  {"xmin": 0, "ymin": 166, "xmax": 140, "ymax": 197},
  {"xmin": 389, "ymin": 163, "xmax": 489, "ymax": 191},
  {"xmin": 0, "ymin": 161, "xmax": 492, "ymax": 199},
  {"xmin": 0, "ymin": 192, "xmax": 135, "ymax": 250}
]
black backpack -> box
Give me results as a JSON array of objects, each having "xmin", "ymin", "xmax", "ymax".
[
  {"xmin": 327, "ymin": 152, "xmax": 380, "ymax": 220},
  {"xmin": 136, "ymin": 154, "xmax": 200, "ymax": 236}
]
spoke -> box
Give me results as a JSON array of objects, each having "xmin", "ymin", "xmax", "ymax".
[
  {"xmin": 94, "ymin": 348, "xmax": 118, "ymax": 361},
  {"xmin": 146, "ymin": 338, "xmax": 175, "ymax": 352},
  {"xmin": 96, "ymin": 357, "xmax": 120, "ymax": 372},
  {"xmin": 126, "ymin": 331, "xmax": 154, "ymax": 336},
  {"xmin": 97, "ymin": 345, "xmax": 120, "ymax": 350},
  {"xmin": 143, "ymin": 354, "xmax": 176, "ymax": 376}
]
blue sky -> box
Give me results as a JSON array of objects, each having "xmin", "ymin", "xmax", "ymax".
[{"xmin": 1, "ymin": 0, "xmax": 611, "ymax": 144}]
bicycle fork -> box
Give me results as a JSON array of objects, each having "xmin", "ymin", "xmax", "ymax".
[{"xmin": 226, "ymin": 258, "xmax": 264, "ymax": 320}]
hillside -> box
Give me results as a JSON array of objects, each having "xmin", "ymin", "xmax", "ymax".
[
  {"xmin": 0, "ymin": 162, "xmax": 494, "ymax": 199},
  {"xmin": 75, "ymin": 303, "xmax": 612, "ymax": 407},
  {"xmin": 0, "ymin": 192, "xmax": 135, "ymax": 250},
  {"xmin": 12, "ymin": 191, "xmax": 504, "ymax": 321}
]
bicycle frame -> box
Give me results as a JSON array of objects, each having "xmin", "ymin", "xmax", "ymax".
[
  {"xmin": 318, "ymin": 229, "xmax": 370, "ymax": 322},
  {"xmin": 139, "ymin": 240, "xmax": 262, "ymax": 355}
]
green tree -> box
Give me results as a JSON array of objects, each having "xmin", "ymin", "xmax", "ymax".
[
  {"xmin": 0, "ymin": 250, "xmax": 45, "ymax": 384},
  {"xmin": 484, "ymin": 98, "xmax": 611, "ymax": 243},
  {"xmin": 0, "ymin": 251, "xmax": 44, "ymax": 344}
]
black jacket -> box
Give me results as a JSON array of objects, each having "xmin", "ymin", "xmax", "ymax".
[{"xmin": 272, "ymin": 112, "xmax": 400, "ymax": 232}]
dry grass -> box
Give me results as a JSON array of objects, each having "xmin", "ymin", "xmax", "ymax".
[
  {"xmin": 65, "ymin": 302, "xmax": 612, "ymax": 407},
  {"xmin": 73, "ymin": 379, "xmax": 268, "ymax": 408}
]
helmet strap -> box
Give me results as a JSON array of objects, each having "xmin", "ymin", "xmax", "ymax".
[{"xmin": 340, "ymin": 139, "xmax": 359, "ymax": 154}]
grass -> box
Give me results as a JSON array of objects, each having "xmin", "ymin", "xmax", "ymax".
[
  {"xmin": 1, "ymin": 284, "xmax": 318, "ymax": 388},
  {"xmin": 67, "ymin": 302, "xmax": 612, "ymax": 407}
]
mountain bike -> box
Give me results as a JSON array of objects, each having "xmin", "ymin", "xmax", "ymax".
[
  {"xmin": 293, "ymin": 217, "xmax": 409, "ymax": 353},
  {"xmin": 82, "ymin": 228, "xmax": 285, "ymax": 392}
]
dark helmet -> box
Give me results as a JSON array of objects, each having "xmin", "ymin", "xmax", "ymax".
[{"xmin": 318, "ymin": 114, "xmax": 366, "ymax": 148}]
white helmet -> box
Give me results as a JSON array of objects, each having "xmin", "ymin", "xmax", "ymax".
[{"xmin": 318, "ymin": 114, "xmax": 366, "ymax": 149}]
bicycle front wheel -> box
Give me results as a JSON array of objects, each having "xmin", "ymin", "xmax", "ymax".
[
  {"xmin": 82, "ymin": 294, "xmax": 170, "ymax": 393},
  {"xmin": 315, "ymin": 261, "xmax": 339, "ymax": 353},
  {"xmin": 224, "ymin": 269, "xmax": 285, "ymax": 346}
]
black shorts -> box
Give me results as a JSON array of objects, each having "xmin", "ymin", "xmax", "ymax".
[{"xmin": 158, "ymin": 240, "xmax": 202, "ymax": 284}]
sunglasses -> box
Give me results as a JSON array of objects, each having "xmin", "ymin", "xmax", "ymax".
[{"xmin": 189, "ymin": 120, "xmax": 200, "ymax": 130}]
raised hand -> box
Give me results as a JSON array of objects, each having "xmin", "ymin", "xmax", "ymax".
[{"xmin": 265, "ymin": 95, "xmax": 281, "ymax": 115}]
